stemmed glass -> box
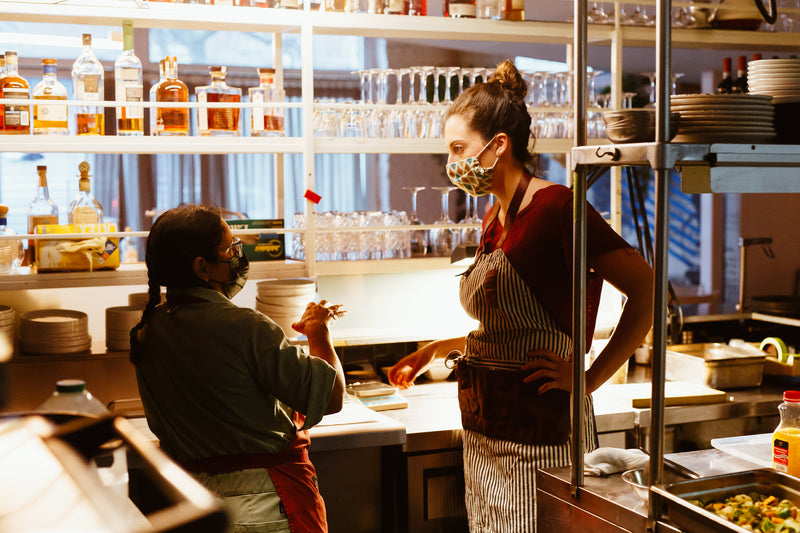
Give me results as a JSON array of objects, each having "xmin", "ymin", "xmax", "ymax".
[
  {"xmin": 430, "ymin": 186, "xmax": 459, "ymax": 256},
  {"xmin": 459, "ymin": 194, "xmax": 481, "ymax": 246},
  {"xmin": 403, "ymin": 186, "xmax": 428, "ymax": 257},
  {"xmin": 671, "ymin": 72, "xmax": 685, "ymax": 95},
  {"xmin": 415, "ymin": 66, "xmax": 436, "ymax": 138},
  {"xmin": 644, "ymin": 72, "xmax": 657, "ymax": 107},
  {"xmin": 388, "ymin": 68, "xmax": 408, "ymax": 138},
  {"xmin": 587, "ymin": 2, "xmax": 609, "ymax": 23},
  {"xmin": 368, "ymin": 68, "xmax": 388, "ymax": 138}
]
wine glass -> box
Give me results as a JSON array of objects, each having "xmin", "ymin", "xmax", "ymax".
[
  {"xmin": 430, "ymin": 186, "xmax": 459, "ymax": 256},
  {"xmin": 644, "ymin": 72, "xmax": 656, "ymax": 108},
  {"xmin": 459, "ymin": 194, "xmax": 480, "ymax": 246},
  {"xmin": 587, "ymin": 2, "xmax": 609, "ymax": 23},
  {"xmin": 402, "ymin": 186, "xmax": 428, "ymax": 257}
]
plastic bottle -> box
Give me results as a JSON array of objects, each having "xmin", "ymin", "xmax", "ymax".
[
  {"xmin": 773, "ymin": 390, "xmax": 800, "ymax": 476},
  {"xmin": 36, "ymin": 380, "xmax": 129, "ymax": 500}
]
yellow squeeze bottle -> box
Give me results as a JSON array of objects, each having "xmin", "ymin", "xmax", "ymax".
[{"xmin": 773, "ymin": 390, "xmax": 800, "ymax": 477}]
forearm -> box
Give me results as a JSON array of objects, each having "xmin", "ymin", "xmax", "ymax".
[
  {"xmin": 307, "ymin": 325, "xmax": 346, "ymax": 414},
  {"xmin": 585, "ymin": 296, "xmax": 653, "ymax": 394},
  {"xmin": 428, "ymin": 336, "xmax": 468, "ymax": 361}
]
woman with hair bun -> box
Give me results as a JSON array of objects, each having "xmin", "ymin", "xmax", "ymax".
[
  {"xmin": 388, "ymin": 60, "xmax": 653, "ymax": 531},
  {"xmin": 131, "ymin": 204, "xmax": 345, "ymax": 533}
]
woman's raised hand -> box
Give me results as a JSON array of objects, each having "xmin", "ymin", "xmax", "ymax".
[{"xmin": 292, "ymin": 300, "xmax": 345, "ymax": 335}]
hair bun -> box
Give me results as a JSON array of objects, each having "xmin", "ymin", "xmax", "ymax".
[{"xmin": 488, "ymin": 59, "xmax": 528, "ymax": 102}]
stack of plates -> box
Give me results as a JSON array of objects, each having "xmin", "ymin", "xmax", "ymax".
[
  {"xmin": 0, "ymin": 305, "xmax": 16, "ymax": 350},
  {"xmin": 255, "ymin": 278, "xmax": 317, "ymax": 339},
  {"xmin": 19, "ymin": 309, "xmax": 90, "ymax": 355},
  {"xmin": 748, "ymin": 58, "xmax": 800, "ymax": 104},
  {"xmin": 671, "ymin": 94, "xmax": 775, "ymax": 143},
  {"xmin": 128, "ymin": 291, "xmax": 165, "ymax": 310},
  {"xmin": 106, "ymin": 306, "xmax": 143, "ymax": 352}
]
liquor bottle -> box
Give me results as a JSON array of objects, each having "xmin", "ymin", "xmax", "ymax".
[
  {"xmin": 503, "ymin": 0, "xmax": 523, "ymax": 20},
  {"xmin": 196, "ymin": 66, "xmax": 241, "ymax": 136},
  {"xmin": 115, "ymin": 20, "xmax": 144, "ymax": 136},
  {"xmin": 384, "ymin": 0, "xmax": 405, "ymax": 14},
  {"xmin": 732, "ymin": 56, "xmax": 748, "ymax": 94},
  {"xmin": 68, "ymin": 161, "xmax": 103, "ymax": 225},
  {"xmin": 27, "ymin": 165, "xmax": 59, "ymax": 265},
  {"xmin": 1, "ymin": 51, "xmax": 31, "ymax": 134},
  {"xmin": 754, "ymin": 53, "xmax": 763, "ymax": 61},
  {"xmin": 444, "ymin": 0, "xmax": 476, "ymax": 17},
  {"xmin": 154, "ymin": 56, "xmax": 189, "ymax": 136},
  {"xmin": 32, "ymin": 59, "xmax": 69, "ymax": 135},
  {"xmin": 249, "ymin": 68, "xmax": 285, "ymax": 137},
  {"xmin": 149, "ymin": 59, "xmax": 165, "ymax": 136},
  {"xmin": 71, "ymin": 33, "xmax": 105, "ymax": 136},
  {"xmin": 0, "ymin": 205, "xmax": 22, "ymax": 274},
  {"xmin": 716, "ymin": 57, "xmax": 733, "ymax": 94}
]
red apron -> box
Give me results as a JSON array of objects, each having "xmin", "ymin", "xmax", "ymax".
[{"xmin": 180, "ymin": 414, "xmax": 327, "ymax": 533}]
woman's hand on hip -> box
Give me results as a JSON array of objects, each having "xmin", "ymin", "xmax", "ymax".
[{"xmin": 521, "ymin": 350, "xmax": 574, "ymax": 394}]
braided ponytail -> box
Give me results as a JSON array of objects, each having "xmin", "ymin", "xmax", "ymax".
[{"xmin": 129, "ymin": 279, "xmax": 161, "ymax": 364}]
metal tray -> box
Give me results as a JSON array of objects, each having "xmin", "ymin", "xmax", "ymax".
[
  {"xmin": 652, "ymin": 469, "xmax": 800, "ymax": 533},
  {"xmin": 666, "ymin": 343, "xmax": 765, "ymax": 389}
]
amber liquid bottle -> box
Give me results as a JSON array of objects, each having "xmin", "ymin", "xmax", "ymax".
[
  {"xmin": 155, "ymin": 56, "xmax": 189, "ymax": 136},
  {"xmin": 1, "ymin": 51, "xmax": 31, "ymax": 134},
  {"xmin": 0, "ymin": 54, "xmax": 5, "ymax": 133},
  {"xmin": 72, "ymin": 34, "xmax": 105, "ymax": 136}
]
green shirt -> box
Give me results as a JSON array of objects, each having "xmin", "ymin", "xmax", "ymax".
[{"xmin": 134, "ymin": 286, "xmax": 335, "ymax": 461}]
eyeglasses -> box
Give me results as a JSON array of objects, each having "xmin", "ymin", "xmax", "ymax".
[{"xmin": 225, "ymin": 237, "xmax": 243, "ymax": 258}]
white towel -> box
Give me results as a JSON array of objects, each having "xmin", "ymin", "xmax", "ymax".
[{"xmin": 584, "ymin": 447, "xmax": 649, "ymax": 476}]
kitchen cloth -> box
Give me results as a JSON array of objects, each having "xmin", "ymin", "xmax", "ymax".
[{"xmin": 584, "ymin": 447, "xmax": 649, "ymax": 476}]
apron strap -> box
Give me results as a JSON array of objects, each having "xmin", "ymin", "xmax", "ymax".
[{"xmin": 481, "ymin": 174, "xmax": 532, "ymax": 252}]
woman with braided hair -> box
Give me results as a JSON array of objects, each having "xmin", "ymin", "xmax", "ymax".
[
  {"xmin": 388, "ymin": 60, "xmax": 654, "ymax": 531},
  {"xmin": 131, "ymin": 204, "xmax": 345, "ymax": 533}
]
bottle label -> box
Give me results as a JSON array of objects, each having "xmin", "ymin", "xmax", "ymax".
[
  {"xmin": 71, "ymin": 206, "xmax": 99, "ymax": 225},
  {"xmin": 197, "ymin": 92, "xmax": 209, "ymax": 132},
  {"xmin": 29, "ymin": 215, "xmax": 59, "ymax": 233},
  {"xmin": 3, "ymin": 88, "xmax": 30, "ymax": 127},
  {"xmin": 79, "ymin": 75, "xmax": 101, "ymax": 100},
  {"xmin": 449, "ymin": 2, "xmax": 476, "ymax": 17},
  {"xmin": 116, "ymin": 83, "xmax": 143, "ymax": 119},
  {"xmin": 252, "ymin": 91, "xmax": 265, "ymax": 132},
  {"xmin": 118, "ymin": 68, "xmax": 140, "ymax": 82},
  {"xmin": 774, "ymin": 437, "xmax": 790, "ymax": 471},
  {"xmin": 36, "ymin": 103, "xmax": 68, "ymax": 122}
]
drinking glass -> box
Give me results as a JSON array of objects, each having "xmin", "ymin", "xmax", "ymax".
[
  {"xmin": 459, "ymin": 194, "xmax": 480, "ymax": 246},
  {"xmin": 671, "ymin": 72, "xmax": 685, "ymax": 95},
  {"xmin": 417, "ymin": 66, "xmax": 436, "ymax": 138},
  {"xmin": 403, "ymin": 186, "xmax": 428, "ymax": 257},
  {"xmin": 389, "ymin": 68, "xmax": 408, "ymax": 138},
  {"xmin": 644, "ymin": 72, "xmax": 656, "ymax": 107},
  {"xmin": 368, "ymin": 68, "xmax": 388, "ymax": 138},
  {"xmin": 430, "ymin": 186, "xmax": 459, "ymax": 257},
  {"xmin": 334, "ymin": 211, "xmax": 359, "ymax": 260},
  {"xmin": 587, "ymin": 2, "xmax": 609, "ymax": 23}
]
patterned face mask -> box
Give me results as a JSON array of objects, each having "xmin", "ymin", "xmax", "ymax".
[{"xmin": 446, "ymin": 136, "xmax": 499, "ymax": 197}]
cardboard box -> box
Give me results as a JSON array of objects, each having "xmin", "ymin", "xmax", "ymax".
[
  {"xmin": 225, "ymin": 219, "xmax": 285, "ymax": 261},
  {"xmin": 35, "ymin": 223, "xmax": 120, "ymax": 272}
]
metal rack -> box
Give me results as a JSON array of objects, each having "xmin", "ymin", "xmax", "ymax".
[{"xmin": 570, "ymin": 1, "xmax": 800, "ymax": 530}]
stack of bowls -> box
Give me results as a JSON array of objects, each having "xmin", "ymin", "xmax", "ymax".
[
  {"xmin": 128, "ymin": 291, "xmax": 166, "ymax": 310},
  {"xmin": 19, "ymin": 309, "xmax": 90, "ymax": 355},
  {"xmin": 255, "ymin": 278, "xmax": 317, "ymax": 338},
  {"xmin": 0, "ymin": 305, "xmax": 16, "ymax": 352},
  {"xmin": 106, "ymin": 306, "xmax": 143, "ymax": 352}
]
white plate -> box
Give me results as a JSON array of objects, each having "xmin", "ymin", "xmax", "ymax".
[
  {"xmin": 673, "ymin": 132, "xmax": 775, "ymax": 143},
  {"xmin": 672, "ymin": 105, "xmax": 774, "ymax": 113},
  {"xmin": 677, "ymin": 114, "xmax": 774, "ymax": 121},
  {"xmin": 672, "ymin": 94, "xmax": 773, "ymax": 105},
  {"xmin": 771, "ymin": 95, "xmax": 800, "ymax": 104},
  {"xmin": 750, "ymin": 58, "xmax": 800, "ymax": 66}
]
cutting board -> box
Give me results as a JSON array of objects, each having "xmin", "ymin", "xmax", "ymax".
[{"xmin": 602, "ymin": 381, "xmax": 727, "ymax": 408}]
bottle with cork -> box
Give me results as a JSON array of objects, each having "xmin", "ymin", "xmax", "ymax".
[
  {"xmin": 26, "ymin": 165, "xmax": 59, "ymax": 266},
  {"xmin": 68, "ymin": 161, "xmax": 104, "ymax": 225}
]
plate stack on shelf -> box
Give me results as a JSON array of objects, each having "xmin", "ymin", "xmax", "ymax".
[
  {"xmin": 106, "ymin": 306, "xmax": 143, "ymax": 352},
  {"xmin": 670, "ymin": 94, "xmax": 775, "ymax": 143},
  {"xmin": 255, "ymin": 278, "xmax": 317, "ymax": 339},
  {"xmin": 748, "ymin": 58, "xmax": 800, "ymax": 143},
  {"xmin": 0, "ymin": 305, "xmax": 16, "ymax": 350},
  {"xmin": 19, "ymin": 309, "xmax": 91, "ymax": 355}
]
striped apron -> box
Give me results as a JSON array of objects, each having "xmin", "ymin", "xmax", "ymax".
[{"xmin": 459, "ymin": 247, "xmax": 598, "ymax": 533}]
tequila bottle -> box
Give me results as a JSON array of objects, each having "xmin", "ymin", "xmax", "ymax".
[
  {"xmin": 115, "ymin": 20, "xmax": 144, "ymax": 136},
  {"xmin": 149, "ymin": 59, "xmax": 165, "ymax": 136},
  {"xmin": 0, "ymin": 205, "xmax": 23, "ymax": 274},
  {"xmin": 196, "ymin": 66, "xmax": 241, "ymax": 136},
  {"xmin": 249, "ymin": 68, "xmax": 285, "ymax": 137},
  {"xmin": 27, "ymin": 166, "xmax": 59, "ymax": 265},
  {"xmin": 72, "ymin": 34, "xmax": 105, "ymax": 135},
  {"xmin": 68, "ymin": 161, "xmax": 103, "ymax": 225},
  {"xmin": 1, "ymin": 51, "xmax": 31, "ymax": 134},
  {"xmin": 33, "ymin": 59, "xmax": 69, "ymax": 135},
  {"xmin": 154, "ymin": 56, "xmax": 189, "ymax": 136}
]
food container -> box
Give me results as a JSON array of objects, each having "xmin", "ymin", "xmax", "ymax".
[
  {"xmin": 651, "ymin": 469, "xmax": 800, "ymax": 533},
  {"xmin": 665, "ymin": 343, "xmax": 765, "ymax": 389}
]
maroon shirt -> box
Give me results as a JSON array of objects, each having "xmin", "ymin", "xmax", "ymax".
[{"xmin": 480, "ymin": 184, "xmax": 635, "ymax": 343}]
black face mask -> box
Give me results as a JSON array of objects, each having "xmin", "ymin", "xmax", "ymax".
[{"xmin": 208, "ymin": 254, "xmax": 249, "ymax": 299}]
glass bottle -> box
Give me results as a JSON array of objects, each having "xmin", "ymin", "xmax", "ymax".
[
  {"xmin": 196, "ymin": 65, "xmax": 241, "ymax": 136},
  {"xmin": 773, "ymin": 391, "xmax": 800, "ymax": 477},
  {"xmin": 716, "ymin": 57, "xmax": 733, "ymax": 94},
  {"xmin": 72, "ymin": 34, "xmax": 105, "ymax": 135},
  {"xmin": 115, "ymin": 20, "xmax": 144, "ymax": 136},
  {"xmin": 444, "ymin": 0, "xmax": 476, "ymax": 17},
  {"xmin": 249, "ymin": 68, "xmax": 285, "ymax": 137},
  {"xmin": 0, "ymin": 204, "xmax": 22, "ymax": 274},
  {"xmin": 149, "ymin": 59, "xmax": 165, "ymax": 136},
  {"xmin": 33, "ymin": 58, "xmax": 69, "ymax": 135},
  {"xmin": 68, "ymin": 161, "xmax": 104, "ymax": 225},
  {"xmin": 27, "ymin": 165, "xmax": 59, "ymax": 266},
  {"xmin": 503, "ymin": 0, "xmax": 523, "ymax": 20},
  {"xmin": 1, "ymin": 51, "xmax": 31, "ymax": 134},
  {"xmin": 154, "ymin": 56, "xmax": 189, "ymax": 136},
  {"xmin": 732, "ymin": 55, "xmax": 748, "ymax": 94}
]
